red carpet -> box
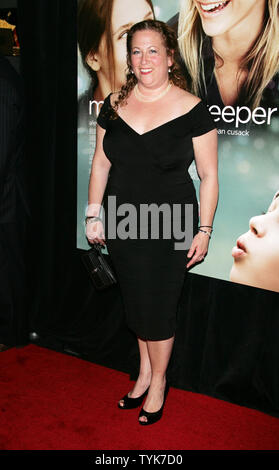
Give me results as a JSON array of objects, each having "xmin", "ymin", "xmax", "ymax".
[{"xmin": 0, "ymin": 345, "xmax": 279, "ymax": 450}]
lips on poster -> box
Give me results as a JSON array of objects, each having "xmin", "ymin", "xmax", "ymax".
[{"xmin": 77, "ymin": 0, "xmax": 279, "ymax": 293}]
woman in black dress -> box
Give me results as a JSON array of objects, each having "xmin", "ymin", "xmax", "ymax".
[{"xmin": 86, "ymin": 20, "xmax": 218, "ymax": 425}]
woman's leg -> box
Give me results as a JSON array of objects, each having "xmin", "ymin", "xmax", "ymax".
[
  {"xmin": 118, "ymin": 337, "xmax": 152, "ymax": 407},
  {"xmin": 138, "ymin": 335, "xmax": 174, "ymax": 423}
]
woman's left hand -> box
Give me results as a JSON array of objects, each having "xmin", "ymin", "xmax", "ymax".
[{"xmin": 186, "ymin": 231, "xmax": 210, "ymax": 269}]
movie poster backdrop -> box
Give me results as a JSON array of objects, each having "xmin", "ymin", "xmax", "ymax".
[{"xmin": 77, "ymin": 0, "xmax": 279, "ymax": 294}]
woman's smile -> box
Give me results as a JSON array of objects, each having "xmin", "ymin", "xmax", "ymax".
[
  {"xmin": 199, "ymin": 1, "xmax": 231, "ymax": 15},
  {"xmin": 194, "ymin": 0, "xmax": 265, "ymax": 38},
  {"xmin": 140, "ymin": 68, "xmax": 153, "ymax": 75}
]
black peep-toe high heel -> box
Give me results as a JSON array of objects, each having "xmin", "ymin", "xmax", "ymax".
[
  {"xmin": 118, "ymin": 387, "xmax": 149, "ymax": 410},
  {"xmin": 138, "ymin": 382, "xmax": 169, "ymax": 425}
]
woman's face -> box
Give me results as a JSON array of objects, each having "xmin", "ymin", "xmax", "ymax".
[
  {"xmin": 230, "ymin": 191, "xmax": 279, "ymax": 293},
  {"xmin": 91, "ymin": 0, "xmax": 153, "ymax": 96},
  {"xmin": 130, "ymin": 30, "xmax": 173, "ymax": 89},
  {"xmin": 193, "ymin": 0, "xmax": 266, "ymax": 37}
]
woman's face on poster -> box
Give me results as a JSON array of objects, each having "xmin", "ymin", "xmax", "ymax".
[
  {"xmin": 230, "ymin": 191, "xmax": 279, "ymax": 293},
  {"xmin": 192, "ymin": 0, "xmax": 266, "ymax": 37},
  {"xmin": 94, "ymin": 0, "xmax": 154, "ymax": 92}
]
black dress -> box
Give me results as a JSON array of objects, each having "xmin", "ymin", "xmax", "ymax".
[{"xmin": 97, "ymin": 93, "xmax": 215, "ymax": 341}]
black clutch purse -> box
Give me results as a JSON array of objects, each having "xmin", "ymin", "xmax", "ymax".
[{"xmin": 82, "ymin": 244, "xmax": 117, "ymax": 290}]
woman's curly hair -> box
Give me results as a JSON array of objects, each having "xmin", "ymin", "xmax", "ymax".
[{"xmin": 111, "ymin": 19, "xmax": 188, "ymax": 116}]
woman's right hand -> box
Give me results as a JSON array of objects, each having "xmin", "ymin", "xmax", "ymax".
[{"xmin": 86, "ymin": 220, "xmax": 106, "ymax": 246}]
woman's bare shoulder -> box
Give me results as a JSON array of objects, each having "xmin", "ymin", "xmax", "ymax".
[{"xmin": 173, "ymin": 87, "xmax": 201, "ymax": 112}]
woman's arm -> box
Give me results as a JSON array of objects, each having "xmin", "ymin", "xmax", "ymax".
[
  {"xmin": 86, "ymin": 124, "xmax": 112, "ymax": 245},
  {"xmin": 186, "ymin": 128, "xmax": 218, "ymax": 268}
]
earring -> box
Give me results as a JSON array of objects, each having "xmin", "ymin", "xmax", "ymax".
[{"xmin": 168, "ymin": 68, "xmax": 171, "ymax": 73}]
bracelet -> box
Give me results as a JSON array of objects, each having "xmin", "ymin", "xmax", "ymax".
[
  {"xmin": 198, "ymin": 228, "xmax": 211, "ymax": 238},
  {"xmin": 199, "ymin": 225, "xmax": 213, "ymax": 230},
  {"xmin": 85, "ymin": 216, "xmax": 103, "ymax": 225}
]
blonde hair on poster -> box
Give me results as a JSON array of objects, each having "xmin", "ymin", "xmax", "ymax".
[{"xmin": 178, "ymin": 0, "xmax": 279, "ymax": 109}]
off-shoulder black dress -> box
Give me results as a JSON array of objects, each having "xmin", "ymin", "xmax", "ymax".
[{"xmin": 97, "ymin": 93, "xmax": 215, "ymax": 340}]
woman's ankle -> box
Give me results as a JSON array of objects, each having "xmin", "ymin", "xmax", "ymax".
[
  {"xmin": 149, "ymin": 373, "xmax": 167, "ymax": 387},
  {"xmin": 138, "ymin": 368, "xmax": 152, "ymax": 382}
]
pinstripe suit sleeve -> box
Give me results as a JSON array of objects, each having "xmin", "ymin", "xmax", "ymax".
[{"xmin": 0, "ymin": 77, "xmax": 18, "ymax": 197}]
